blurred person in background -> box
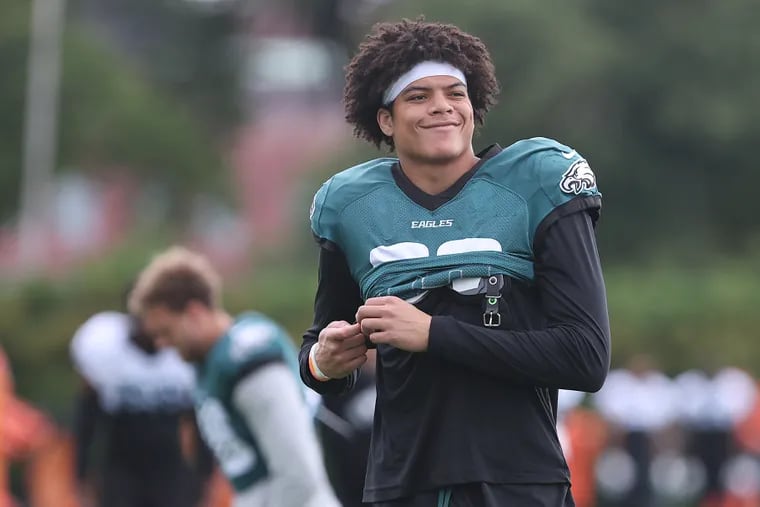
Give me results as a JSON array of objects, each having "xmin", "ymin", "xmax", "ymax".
[
  {"xmin": 675, "ymin": 366, "xmax": 758, "ymax": 507},
  {"xmin": 70, "ymin": 295, "xmax": 212, "ymax": 507},
  {"xmin": 731, "ymin": 376, "xmax": 760, "ymax": 507},
  {"xmin": 556, "ymin": 390, "xmax": 608, "ymax": 507},
  {"xmin": 1, "ymin": 346, "xmax": 77, "ymax": 507},
  {"xmin": 129, "ymin": 246, "xmax": 340, "ymax": 507},
  {"xmin": 300, "ymin": 17, "xmax": 610, "ymax": 507},
  {"xmin": 318, "ymin": 348, "xmax": 377, "ymax": 507},
  {"xmin": 1, "ymin": 347, "xmax": 11, "ymax": 507},
  {"xmin": 592, "ymin": 354, "xmax": 679, "ymax": 507}
]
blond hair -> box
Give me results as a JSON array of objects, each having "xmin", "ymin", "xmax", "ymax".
[{"xmin": 128, "ymin": 246, "xmax": 222, "ymax": 316}]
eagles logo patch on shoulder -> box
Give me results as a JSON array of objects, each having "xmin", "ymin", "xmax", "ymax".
[{"xmin": 559, "ymin": 159, "xmax": 597, "ymax": 195}]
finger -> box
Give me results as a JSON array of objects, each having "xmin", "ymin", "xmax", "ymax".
[
  {"xmin": 325, "ymin": 320, "xmax": 351, "ymax": 329},
  {"xmin": 322, "ymin": 323, "xmax": 361, "ymax": 341},
  {"xmin": 364, "ymin": 296, "xmax": 397, "ymax": 306},
  {"xmin": 328, "ymin": 348, "xmax": 367, "ymax": 373},
  {"xmin": 342, "ymin": 334, "xmax": 368, "ymax": 349},
  {"xmin": 359, "ymin": 317, "xmax": 384, "ymax": 336},
  {"xmin": 344, "ymin": 354, "xmax": 368, "ymax": 371},
  {"xmin": 356, "ymin": 305, "xmax": 385, "ymax": 322},
  {"xmin": 340, "ymin": 343, "xmax": 368, "ymax": 359},
  {"xmin": 336, "ymin": 323, "xmax": 361, "ymax": 336},
  {"xmin": 368, "ymin": 330, "xmax": 391, "ymax": 345}
]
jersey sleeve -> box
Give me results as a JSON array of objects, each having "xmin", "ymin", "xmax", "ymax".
[
  {"xmin": 527, "ymin": 139, "xmax": 602, "ymax": 247},
  {"xmin": 310, "ymin": 177, "xmax": 341, "ymax": 248},
  {"xmin": 299, "ymin": 247, "xmax": 360, "ymax": 396},
  {"xmin": 231, "ymin": 364, "xmax": 340, "ymax": 507}
]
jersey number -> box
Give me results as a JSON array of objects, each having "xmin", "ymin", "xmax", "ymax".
[{"xmin": 369, "ymin": 237, "xmax": 502, "ymax": 267}]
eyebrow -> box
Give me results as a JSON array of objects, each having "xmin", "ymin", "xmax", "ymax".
[{"xmin": 401, "ymin": 82, "xmax": 467, "ymax": 95}]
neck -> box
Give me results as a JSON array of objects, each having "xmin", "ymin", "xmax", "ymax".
[{"xmin": 397, "ymin": 149, "xmax": 479, "ymax": 195}]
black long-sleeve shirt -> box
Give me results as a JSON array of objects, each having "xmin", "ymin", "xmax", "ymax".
[{"xmin": 299, "ymin": 181, "xmax": 610, "ymax": 503}]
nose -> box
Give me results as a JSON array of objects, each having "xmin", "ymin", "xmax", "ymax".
[{"xmin": 429, "ymin": 90, "xmax": 453, "ymax": 114}]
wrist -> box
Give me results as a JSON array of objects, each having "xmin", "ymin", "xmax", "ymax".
[{"xmin": 308, "ymin": 343, "xmax": 331, "ymax": 382}]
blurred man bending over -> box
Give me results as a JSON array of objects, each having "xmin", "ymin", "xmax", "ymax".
[{"xmin": 130, "ymin": 246, "xmax": 340, "ymax": 507}]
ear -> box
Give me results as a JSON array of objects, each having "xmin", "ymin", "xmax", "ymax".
[{"xmin": 377, "ymin": 107, "xmax": 394, "ymax": 137}]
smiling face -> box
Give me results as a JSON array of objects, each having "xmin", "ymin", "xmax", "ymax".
[{"xmin": 377, "ymin": 75, "xmax": 475, "ymax": 167}]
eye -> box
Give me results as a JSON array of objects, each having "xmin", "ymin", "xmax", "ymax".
[{"xmin": 407, "ymin": 94, "xmax": 426, "ymax": 102}]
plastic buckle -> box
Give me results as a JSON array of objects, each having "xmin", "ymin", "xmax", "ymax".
[
  {"xmin": 482, "ymin": 275, "xmax": 503, "ymax": 328},
  {"xmin": 483, "ymin": 311, "xmax": 501, "ymax": 327}
]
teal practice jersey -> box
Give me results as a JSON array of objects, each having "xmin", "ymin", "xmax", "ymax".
[
  {"xmin": 194, "ymin": 312, "xmax": 302, "ymax": 492},
  {"xmin": 310, "ymin": 137, "xmax": 601, "ymax": 302}
]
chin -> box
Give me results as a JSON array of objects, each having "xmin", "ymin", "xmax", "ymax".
[
  {"xmin": 429, "ymin": 138, "xmax": 466, "ymax": 155},
  {"xmin": 426, "ymin": 147, "xmax": 464, "ymax": 162}
]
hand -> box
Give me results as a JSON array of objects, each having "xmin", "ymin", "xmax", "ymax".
[
  {"xmin": 315, "ymin": 321, "xmax": 367, "ymax": 378},
  {"xmin": 356, "ymin": 296, "xmax": 432, "ymax": 352}
]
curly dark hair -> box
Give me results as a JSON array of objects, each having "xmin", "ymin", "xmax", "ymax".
[{"xmin": 344, "ymin": 18, "xmax": 500, "ymax": 150}]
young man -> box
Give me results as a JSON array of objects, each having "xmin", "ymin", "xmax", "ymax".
[
  {"xmin": 129, "ymin": 246, "xmax": 340, "ymax": 507},
  {"xmin": 70, "ymin": 306, "xmax": 208, "ymax": 507},
  {"xmin": 299, "ymin": 18, "xmax": 611, "ymax": 507}
]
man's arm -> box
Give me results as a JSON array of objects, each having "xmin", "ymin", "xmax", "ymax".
[
  {"xmin": 232, "ymin": 363, "xmax": 339, "ymax": 507},
  {"xmin": 299, "ymin": 247, "xmax": 365, "ymax": 395},
  {"xmin": 427, "ymin": 210, "xmax": 610, "ymax": 391}
]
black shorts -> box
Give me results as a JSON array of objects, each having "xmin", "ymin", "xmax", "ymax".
[
  {"xmin": 99, "ymin": 463, "xmax": 201, "ymax": 507},
  {"xmin": 370, "ymin": 482, "xmax": 575, "ymax": 507}
]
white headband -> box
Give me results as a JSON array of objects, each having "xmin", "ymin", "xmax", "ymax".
[{"xmin": 382, "ymin": 61, "xmax": 467, "ymax": 105}]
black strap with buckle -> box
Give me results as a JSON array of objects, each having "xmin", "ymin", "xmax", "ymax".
[{"xmin": 483, "ymin": 274, "xmax": 503, "ymax": 327}]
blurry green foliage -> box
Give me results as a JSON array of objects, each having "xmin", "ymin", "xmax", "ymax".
[
  {"xmin": 365, "ymin": 0, "xmax": 760, "ymax": 260},
  {"xmin": 0, "ymin": 1, "xmax": 31, "ymax": 223},
  {"xmin": 0, "ymin": 0, "xmax": 233, "ymax": 222},
  {"xmin": 605, "ymin": 257, "xmax": 760, "ymax": 375},
  {"xmin": 2, "ymin": 237, "xmax": 759, "ymax": 426},
  {"xmin": 58, "ymin": 27, "xmax": 231, "ymax": 217},
  {"xmin": 69, "ymin": 0, "xmax": 241, "ymax": 130}
]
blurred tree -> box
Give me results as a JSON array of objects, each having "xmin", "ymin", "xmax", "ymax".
[
  {"xmin": 58, "ymin": 29, "xmax": 231, "ymax": 218},
  {"xmin": 0, "ymin": 1, "xmax": 31, "ymax": 224},
  {"xmin": 366, "ymin": 0, "xmax": 760, "ymax": 261},
  {"xmin": 71, "ymin": 0, "xmax": 241, "ymax": 130},
  {"xmin": 0, "ymin": 0, "xmax": 233, "ymax": 223}
]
